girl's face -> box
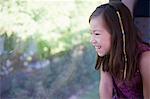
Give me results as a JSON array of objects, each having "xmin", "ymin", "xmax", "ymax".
[{"xmin": 90, "ymin": 16, "xmax": 111, "ymax": 57}]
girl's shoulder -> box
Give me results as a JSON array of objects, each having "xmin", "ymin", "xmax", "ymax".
[
  {"xmin": 138, "ymin": 43, "xmax": 150, "ymax": 54},
  {"xmin": 140, "ymin": 50, "xmax": 150, "ymax": 66},
  {"xmin": 138, "ymin": 43, "xmax": 150, "ymax": 71},
  {"xmin": 137, "ymin": 43, "xmax": 150, "ymax": 70},
  {"xmin": 139, "ymin": 46, "xmax": 150, "ymax": 93}
]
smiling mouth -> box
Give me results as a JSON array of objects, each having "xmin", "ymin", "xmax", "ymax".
[{"xmin": 95, "ymin": 46, "xmax": 101, "ymax": 49}]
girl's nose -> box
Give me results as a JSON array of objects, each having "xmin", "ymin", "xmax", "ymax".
[{"xmin": 90, "ymin": 37, "xmax": 97, "ymax": 45}]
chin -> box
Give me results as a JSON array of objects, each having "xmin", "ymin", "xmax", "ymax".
[{"xmin": 97, "ymin": 53, "xmax": 105, "ymax": 57}]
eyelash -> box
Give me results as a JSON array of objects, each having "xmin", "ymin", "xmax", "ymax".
[
  {"xmin": 95, "ymin": 33, "xmax": 101, "ymax": 35},
  {"xmin": 90, "ymin": 32, "xmax": 101, "ymax": 35}
]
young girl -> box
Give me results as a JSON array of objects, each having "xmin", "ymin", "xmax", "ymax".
[{"xmin": 89, "ymin": 1, "xmax": 150, "ymax": 99}]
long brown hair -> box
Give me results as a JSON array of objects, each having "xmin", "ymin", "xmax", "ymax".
[{"xmin": 89, "ymin": 2, "xmax": 147, "ymax": 80}]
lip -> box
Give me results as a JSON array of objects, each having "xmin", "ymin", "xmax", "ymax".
[
  {"xmin": 95, "ymin": 46, "xmax": 102, "ymax": 52},
  {"xmin": 95, "ymin": 46, "xmax": 101, "ymax": 49}
]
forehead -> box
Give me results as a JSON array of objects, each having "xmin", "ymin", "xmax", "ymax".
[{"xmin": 90, "ymin": 16, "xmax": 107, "ymax": 31}]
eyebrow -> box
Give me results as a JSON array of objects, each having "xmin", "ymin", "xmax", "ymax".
[{"xmin": 91, "ymin": 29, "xmax": 103, "ymax": 33}]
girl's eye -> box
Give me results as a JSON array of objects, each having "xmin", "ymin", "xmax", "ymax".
[{"xmin": 95, "ymin": 33, "xmax": 101, "ymax": 35}]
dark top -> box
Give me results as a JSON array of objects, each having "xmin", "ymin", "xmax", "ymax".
[{"xmin": 112, "ymin": 43, "xmax": 150, "ymax": 99}]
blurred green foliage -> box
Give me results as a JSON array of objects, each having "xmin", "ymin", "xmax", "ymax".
[
  {"xmin": 0, "ymin": 0, "xmax": 104, "ymax": 56},
  {"xmin": 0, "ymin": 0, "xmax": 108, "ymax": 99}
]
